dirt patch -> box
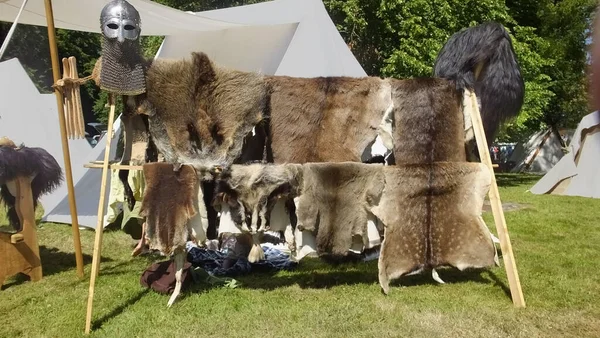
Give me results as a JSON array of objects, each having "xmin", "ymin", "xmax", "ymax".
[{"xmin": 482, "ymin": 201, "xmax": 531, "ymax": 212}]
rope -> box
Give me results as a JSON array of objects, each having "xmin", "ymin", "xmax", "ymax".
[
  {"xmin": 0, "ymin": 0, "xmax": 29, "ymax": 60},
  {"xmin": 52, "ymin": 74, "xmax": 95, "ymax": 90}
]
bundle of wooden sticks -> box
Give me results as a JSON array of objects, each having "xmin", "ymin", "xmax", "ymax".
[{"xmin": 60, "ymin": 56, "xmax": 85, "ymax": 139}]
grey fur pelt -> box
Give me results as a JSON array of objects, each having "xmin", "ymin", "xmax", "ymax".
[{"xmin": 0, "ymin": 145, "xmax": 63, "ymax": 230}]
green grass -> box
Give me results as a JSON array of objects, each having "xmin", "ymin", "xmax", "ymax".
[{"xmin": 1, "ymin": 173, "xmax": 599, "ymax": 338}]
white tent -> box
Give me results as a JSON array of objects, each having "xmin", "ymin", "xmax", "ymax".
[
  {"xmin": 0, "ymin": 0, "xmax": 366, "ymax": 228},
  {"xmin": 509, "ymin": 128, "xmax": 573, "ymax": 174},
  {"xmin": 158, "ymin": 0, "xmax": 366, "ymax": 77},
  {"xmin": 530, "ymin": 111, "xmax": 600, "ymax": 198},
  {"xmin": 0, "ymin": 58, "xmax": 121, "ymax": 227},
  {"xmin": 0, "ymin": 0, "xmax": 241, "ymax": 35}
]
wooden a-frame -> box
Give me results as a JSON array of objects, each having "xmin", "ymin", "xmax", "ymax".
[{"xmin": 82, "ymin": 87, "xmax": 525, "ymax": 333}]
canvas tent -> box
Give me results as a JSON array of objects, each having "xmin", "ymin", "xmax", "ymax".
[
  {"xmin": 158, "ymin": 0, "xmax": 367, "ymax": 77},
  {"xmin": 0, "ymin": 0, "xmax": 241, "ymax": 35},
  {"xmin": 530, "ymin": 111, "xmax": 600, "ymax": 198},
  {"xmin": 0, "ymin": 0, "xmax": 366, "ymax": 228},
  {"xmin": 509, "ymin": 128, "xmax": 573, "ymax": 174}
]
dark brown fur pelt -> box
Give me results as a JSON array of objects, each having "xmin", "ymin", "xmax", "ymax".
[
  {"xmin": 265, "ymin": 76, "xmax": 391, "ymax": 163},
  {"xmin": 139, "ymin": 163, "xmax": 199, "ymax": 256},
  {"xmin": 295, "ymin": 162, "xmax": 385, "ymax": 257},
  {"xmin": 390, "ymin": 78, "xmax": 466, "ymax": 163},
  {"xmin": 0, "ymin": 144, "xmax": 63, "ymax": 230},
  {"xmin": 139, "ymin": 52, "xmax": 268, "ymax": 167},
  {"xmin": 372, "ymin": 162, "xmax": 496, "ymax": 294}
]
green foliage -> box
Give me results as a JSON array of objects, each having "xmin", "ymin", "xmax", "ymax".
[
  {"xmin": 0, "ymin": 23, "xmax": 53, "ymax": 92},
  {"xmin": 1, "ymin": 0, "xmax": 596, "ymax": 142},
  {"xmin": 324, "ymin": 0, "xmax": 595, "ymax": 143},
  {"xmin": 499, "ymin": 0, "xmax": 597, "ymax": 142}
]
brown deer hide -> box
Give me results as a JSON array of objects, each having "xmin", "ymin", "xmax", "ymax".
[
  {"xmin": 265, "ymin": 76, "xmax": 392, "ymax": 163},
  {"xmin": 134, "ymin": 52, "xmax": 469, "ymax": 167},
  {"xmin": 295, "ymin": 162, "xmax": 385, "ymax": 257},
  {"xmin": 372, "ymin": 162, "xmax": 496, "ymax": 294},
  {"xmin": 139, "ymin": 163, "xmax": 198, "ymax": 256},
  {"xmin": 390, "ymin": 78, "xmax": 466, "ymax": 163}
]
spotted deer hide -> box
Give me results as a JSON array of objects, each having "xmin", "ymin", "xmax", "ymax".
[
  {"xmin": 139, "ymin": 163, "xmax": 198, "ymax": 256},
  {"xmin": 372, "ymin": 162, "xmax": 496, "ymax": 294}
]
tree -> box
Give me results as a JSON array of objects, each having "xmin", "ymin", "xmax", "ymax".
[
  {"xmin": 504, "ymin": 0, "xmax": 597, "ymax": 144},
  {"xmin": 324, "ymin": 0, "xmax": 560, "ymax": 143},
  {"xmin": 2, "ymin": 0, "xmax": 595, "ymax": 144},
  {"xmin": 0, "ymin": 23, "xmax": 102, "ymax": 124}
]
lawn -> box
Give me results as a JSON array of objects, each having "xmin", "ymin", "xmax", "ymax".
[{"xmin": 1, "ymin": 174, "xmax": 599, "ymax": 338}]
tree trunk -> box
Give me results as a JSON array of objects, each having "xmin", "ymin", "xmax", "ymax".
[{"xmin": 551, "ymin": 124, "xmax": 567, "ymax": 148}]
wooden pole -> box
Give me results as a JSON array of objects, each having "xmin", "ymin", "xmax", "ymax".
[
  {"xmin": 464, "ymin": 89, "xmax": 526, "ymax": 308},
  {"xmin": 85, "ymin": 95, "xmax": 117, "ymax": 334},
  {"xmin": 43, "ymin": 0, "xmax": 84, "ymax": 279}
]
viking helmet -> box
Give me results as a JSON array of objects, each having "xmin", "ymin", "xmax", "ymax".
[
  {"xmin": 100, "ymin": 0, "xmax": 141, "ymax": 43},
  {"xmin": 98, "ymin": 0, "xmax": 147, "ymax": 96}
]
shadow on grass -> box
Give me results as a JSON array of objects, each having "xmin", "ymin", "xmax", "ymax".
[
  {"xmin": 1, "ymin": 246, "xmax": 114, "ymax": 290},
  {"xmin": 230, "ymin": 259, "xmax": 510, "ymax": 295},
  {"xmin": 495, "ymin": 173, "xmax": 542, "ymax": 188},
  {"xmin": 91, "ymin": 289, "xmax": 151, "ymax": 331}
]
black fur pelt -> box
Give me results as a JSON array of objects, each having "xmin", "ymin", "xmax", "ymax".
[
  {"xmin": 433, "ymin": 21, "xmax": 525, "ymax": 144},
  {"xmin": 0, "ymin": 145, "xmax": 63, "ymax": 231}
]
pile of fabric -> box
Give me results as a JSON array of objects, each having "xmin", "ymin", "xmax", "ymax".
[{"xmin": 141, "ymin": 232, "xmax": 298, "ymax": 295}]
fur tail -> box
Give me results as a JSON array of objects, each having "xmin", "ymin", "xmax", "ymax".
[{"xmin": 433, "ymin": 22, "xmax": 525, "ymax": 144}]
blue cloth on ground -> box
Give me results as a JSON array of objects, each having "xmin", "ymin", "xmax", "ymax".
[{"xmin": 186, "ymin": 244, "xmax": 298, "ymax": 277}]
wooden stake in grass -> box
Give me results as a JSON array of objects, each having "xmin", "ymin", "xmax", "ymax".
[
  {"xmin": 43, "ymin": 0, "xmax": 84, "ymax": 279},
  {"xmin": 464, "ymin": 88, "xmax": 526, "ymax": 308},
  {"xmin": 85, "ymin": 94, "xmax": 117, "ymax": 334}
]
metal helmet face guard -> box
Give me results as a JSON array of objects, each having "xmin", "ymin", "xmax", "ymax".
[
  {"xmin": 100, "ymin": 0, "xmax": 141, "ymax": 43},
  {"xmin": 98, "ymin": 0, "xmax": 146, "ymax": 96}
]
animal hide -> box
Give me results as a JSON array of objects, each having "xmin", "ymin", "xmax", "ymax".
[
  {"xmin": 266, "ymin": 76, "xmax": 391, "ymax": 163},
  {"xmin": 372, "ymin": 162, "xmax": 497, "ymax": 294},
  {"xmin": 433, "ymin": 22, "xmax": 525, "ymax": 145},
  {"xmin": 139, "ymin": 162, "xmax": 198, "ymax": 256},
  {"xmin": 389, "ymin": 78, "xmax": 465, "ymax": 163},
  {"xmin": 211, "ymin": 163, "xmax": 304, "ymax": 233},
  {"xmin": 140, "ymin": 52, "xmax": 268, "ymax": 167},
  {"xmin": 136, "ymin": 54, "xmax": 473, "ymax": 167},
  {"xmin": 0, "ymin": 143, "xmax": 63, "ymax": 231},
  {"xmin": 295, "ymin": 162, "xmax": 385, "ymax": 258}
]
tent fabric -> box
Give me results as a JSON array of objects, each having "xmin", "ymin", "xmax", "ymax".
[
  {"xmin": 509, "ymin": 128, "xmax": 573, "ymax": 174},
  {"xmin": 156, "ymin": 22, "xmax": 300, "ymax": 74},
  {"xmin": 177, "ymin": 0, "xmax": 367, "ymax": 77},
  {"xmin": 0, "ymin": 0, "xmax": 367, "ymax": 229},
  {"xmin": 530, "ymin": 111, "xmax": 600, "ymax": 198},
  {"xmin": 0, "ymin": 0, "xmax": 241, "ymax": 36},
  {"xmin": 0, "ymin": 58, "xmax": 120, "ymax": 227}
]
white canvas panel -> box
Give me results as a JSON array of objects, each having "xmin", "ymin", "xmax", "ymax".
[
  {"xmin": 0, "ymin": 0, "xmax": 241, "ymax": 36},
  {"xmin": 157, "ymin": 22, "xmax": 298, "ymax": 75}
]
